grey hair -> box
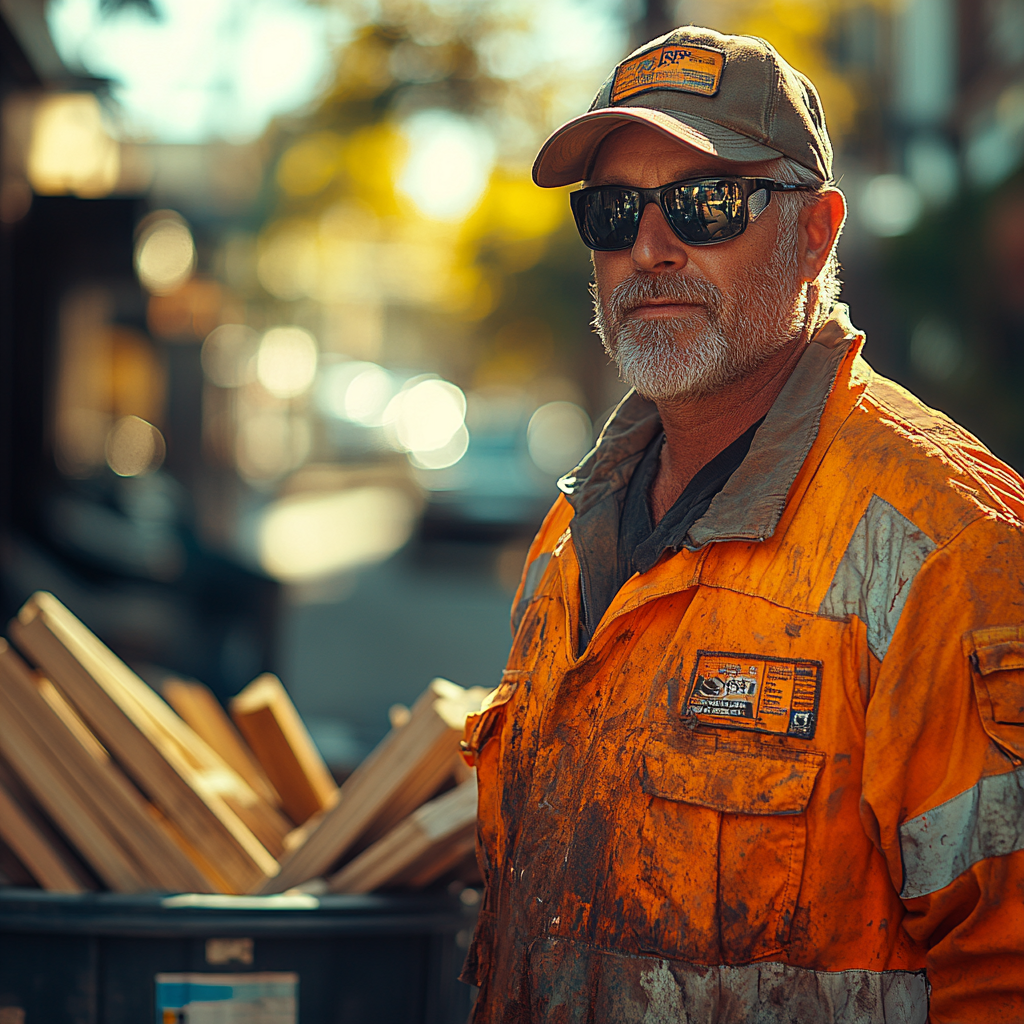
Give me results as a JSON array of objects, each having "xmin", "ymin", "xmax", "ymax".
[{"xmin": 767, "ymin": 157, "xmax": 843, "ymax": 320}]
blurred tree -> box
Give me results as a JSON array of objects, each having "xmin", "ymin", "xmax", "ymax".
[
  {"xmin": 246, "ymin": 0, "xmax": 906, "ymax": 425},
  {"xmin": 245, "ymin": 0, "xmax": 629, "ymax": 420}
]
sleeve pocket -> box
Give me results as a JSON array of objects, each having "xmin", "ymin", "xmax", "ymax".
[{"xmin": 963, "ymin": 626, "xmax": 1024, "ymax": 759}]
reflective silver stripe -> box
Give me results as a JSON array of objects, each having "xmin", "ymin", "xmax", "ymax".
[
  {"xmin": 637, "ymin": 960, "xmax": 928, "ymax": 1024},
  {"xmin": 531, "ymin": 938, "xmax": 928, "ymax": 1023},
  {"xmin": 818, "ymin": 494, "xmax": 936, "ymax": 660},
  {"xmin": 511, "ymin": 552, "xmax": 552, "ymax": 633},
  {"xmin": 899, "ymin": 765, "xmax": 1024, "ymax": 899}
]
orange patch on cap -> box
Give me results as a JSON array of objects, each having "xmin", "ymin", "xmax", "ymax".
[{"xmin": 611, "ymin": 44, "xmax": 725, "ymax": 103}]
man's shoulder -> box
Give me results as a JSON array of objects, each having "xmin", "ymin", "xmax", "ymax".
[{"xmin": 830, "ymin": 365, "xmax": 1024, "ymax": 545}]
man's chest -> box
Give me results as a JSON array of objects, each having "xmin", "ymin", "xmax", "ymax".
[{"xmin": 484, "ymin": 570, "xmax": 880, "ymax": 961}]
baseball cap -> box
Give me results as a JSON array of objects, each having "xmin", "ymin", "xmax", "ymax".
[{"xmin": 532, "ymin": 26, "xmax": 833, "ymax": 188}]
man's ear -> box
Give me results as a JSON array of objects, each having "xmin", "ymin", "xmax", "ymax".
[{"xmin": 798, "ymin": 189, "xmax": 846, "ymax": 283}]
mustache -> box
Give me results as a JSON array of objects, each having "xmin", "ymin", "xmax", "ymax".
[{"xmin": 604, "ymin": 272, "xmax": 723, "ymax": 323}]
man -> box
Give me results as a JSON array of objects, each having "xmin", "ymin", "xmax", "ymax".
[{"xmin": 461, "ymin": 25, "xmax": 1024, "ymax": 1024}]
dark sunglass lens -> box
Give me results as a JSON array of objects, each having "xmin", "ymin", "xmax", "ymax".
[
  {"xmin": 663, "ymin": 180, "xmax": 746, "ymax": 243},
  {"xmin": 575, "ymin": 188, "xmax": 641, "ymax": 250}
]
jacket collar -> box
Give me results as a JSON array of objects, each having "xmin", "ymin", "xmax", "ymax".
[{"xmin": 558, "ymin": 305, "xmax": 863, "ymax": 549}]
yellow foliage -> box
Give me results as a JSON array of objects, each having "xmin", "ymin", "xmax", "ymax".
[
  {"xmin": 465, "ymin": 172, "xmax": 566, "ymax": 243},
  {"xmin": 329, "ymin": 28, "xmax": 395, "ymax": 101},
  {"xmin": 341, "ymin": 122, "xmax": 409, "ymax": 218},
  {"xmin": 277, "ymin": 132, "xmax": 345, "ymax": 197}
]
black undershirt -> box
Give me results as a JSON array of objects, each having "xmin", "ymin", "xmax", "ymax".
[{"xmin": 579, "ymin": 417, "xmax": 764, "ymax": 648}]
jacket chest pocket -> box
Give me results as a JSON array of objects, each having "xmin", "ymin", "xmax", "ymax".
[{"xmin": 638, "ymin": 731, "xmax": 824, "ymax": 964}]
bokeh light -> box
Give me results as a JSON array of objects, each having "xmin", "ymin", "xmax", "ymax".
[
  {"xmin": 26, "ymin": 93, "xmax": 120, "ymax": 197},
  {"xmin": 104, "ymin": 415, "xmax": 166, "ymax": 477},
  {"xmin": 859, "ymin": 175, "xmax": 923, "ymax": 237},
  {"xmin": 384, "ymin": 379, "xmax": 468, "ymax": 458},
  {"xmin": 256, "ymin": 327, "xmax": 318, "ymax": 399},
  {"xmin": 258, "ymin": 486, "xmax": 418, "ymax": 581},
  {"xmin": 201, "ymin": 324, "xmax": 260, "ymax": 388},
  {"xmin": 135, "ymin": 212, "xmax": 197, "ymax": 295},
  {"xmin": 318, "ymin": 362, "xmax": 397, "ymax": 426},
  {"xmin": 527, "ymin": 401, "xmax": 592, "ymax": 476},
  {"xmin": 397, "ymin": 109, "xmax": 496, "ymax": 221},
  {"xmin": 408, "ymin": 425, "xmax": 470, "ymax": 471},
  {"xmin": 235, "ymin": 409, "xmax": 311, "ymax": 481}
]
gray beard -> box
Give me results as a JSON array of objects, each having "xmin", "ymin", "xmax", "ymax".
[{"xmin": 592, "ymin": 237, "xmax": 805, "ymax": 401}]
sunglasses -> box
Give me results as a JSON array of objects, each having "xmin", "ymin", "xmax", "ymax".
[{"xmin": 570, "ymin": 176, "xmax": 817, "ymax": 251}]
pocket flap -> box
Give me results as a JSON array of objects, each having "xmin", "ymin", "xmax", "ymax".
[
  {"xmin": 642, "ymin": 733, "xmax": 825, "ymax": 815},
  {"xmin": 964, "ymin": 626, "xmax": 1024, "ymax": 726},
  {"xmin": 963, "ymin": 625, "xmax": 1024, "ymax": 674}
]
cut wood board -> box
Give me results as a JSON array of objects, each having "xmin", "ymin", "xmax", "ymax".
[
  {"xmin": 327, "ymin": 776, "xmax": 477, "ymax": 893},
  {"xmin": 401, "ymin": 830, "xmax": 477, "ymax": 891},
  {"xmin": 23, "ymin": 599, "xmax": 292, "ymax": 857},
  {"xmin": 0, "ymin": 755, "xmax": 92, "ymax": 893},
  {"xmin": 0, "ymin": 643, "xmax": 215, "ymax": 892},
  {"xmin": 17, "ymin": 595, "xmax": 291, "ymax": 857},
  {"xmin": 0, "ymin": 834, "xmax": 37, "ymax": 888},
  {"xmin": 349, "ymin": 682, "xmax": 490, "ymax": 854},
  {"xmin": 10, "ymin": 593, "xmax": 278, "ymax": 893},
  {"xmin": 0, "ymin": 653, "xmax": 150, "ymax": 892},
  {"xmin": 162, "ymin": 678, "xmax": 281, "ymax": 807},
  {"xmin": 230, "ymin": 674, "xmax": 338, "ymax": 826},
  {"xmin": 262, "ymin": 679, "xmax": 487, "ymax": 894}
]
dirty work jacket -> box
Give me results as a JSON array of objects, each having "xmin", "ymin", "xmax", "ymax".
[{"xmin": 461, "ymin": 307, "xmax": 1024, "ymax": 1024}]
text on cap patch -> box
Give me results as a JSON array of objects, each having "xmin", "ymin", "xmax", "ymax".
[{"xmin": 611, "ymin": 44, "xmax": 725, "ymax": 103}]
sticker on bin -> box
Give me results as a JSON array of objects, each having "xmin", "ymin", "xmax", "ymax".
[{"xmin": 155, "ymin": 973, "xmax": 297, "ymax": 1024}]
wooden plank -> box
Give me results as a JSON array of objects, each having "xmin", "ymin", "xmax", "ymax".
[
  {"xmin": 401, "ymin": 833, "xmax": 476, "ymax": 890},
  {"xmin": 35, "ymin": 675, "xmax": 240, "ymax": 891},
  {"xmin": 10, "ymin": 593, "xmax": 277, "ymax": 893},
  {"xmin": 0, "ymin": 644, "xmax": 216, "ymax": 893},
  {"xmin": 0, "ymin": 756, "xmax": 91, "ymax": 892},
  {"xmin": 0, "ymin": 834, "xmax": 37, "ymax": 887},
  {"xmin": 37, "ymin": 677, "xmax": 109, "ymax": 761},
  {"xmin": 16, "ymin": 593, "xmax": 291, "ymax": 856},
  {"xmin": 230, "ymin": 674, "xmax": 338, "ymax": 826},
  {"xmin": 0, "ymin": 664, "xmax": 151, "ymax": 892},
  {"xmin": 327, "ymin": 777, "xmax": 477, "ymax": 893},
  {"xmin": 161, "ymin": 678, "xmax": 281, "ymax": 806},
  {"xmin": 0, "ymin": 756, "xmax": 94, "ymax": 884},
  {"xmin": 262, "ymin": 679, "xmax": 487, "ymax": 894},
  {"xmin": 346, "ymin": 682, "xmax": 489, "ymax": 855},
  {"xmin": 23, "ymin": 589, "xmax": 293, "ymax": 856}
]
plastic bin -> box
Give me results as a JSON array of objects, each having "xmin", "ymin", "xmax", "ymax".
[{"xmin": 0, "ymin": 887, "xmax": 477, "ymax": 1023}]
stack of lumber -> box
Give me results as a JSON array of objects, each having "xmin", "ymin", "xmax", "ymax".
[{"xmin": 0, "ymin": 591, "xmax": 487, "ymax": 896}]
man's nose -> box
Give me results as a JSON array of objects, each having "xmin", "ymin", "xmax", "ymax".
[{"xmin": 630, "ymin": 202, "xmax": 689, "ymax": 274}]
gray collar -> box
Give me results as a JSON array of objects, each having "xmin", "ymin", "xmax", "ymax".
[{"xmin": 558, "ymin": 306, "xmax": 860, "ymax": 549}]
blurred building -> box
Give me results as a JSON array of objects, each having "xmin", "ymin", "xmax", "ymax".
[{"xmin": 0, "ymin": 1, "xmax": 280, "ymax": 701}]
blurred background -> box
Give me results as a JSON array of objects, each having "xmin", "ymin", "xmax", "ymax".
[{"xmin": 0, "ymin": 0, "xmax": 1021, "ymax": 775}]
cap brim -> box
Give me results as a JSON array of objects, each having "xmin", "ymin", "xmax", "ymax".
[{"xmin": 532, "ymin": 108, "xmax": 782, "ymax": 187}]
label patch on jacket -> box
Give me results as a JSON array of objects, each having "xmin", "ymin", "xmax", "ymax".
[{"xmin": 685, "ymin": 651, "xmax": 822, "ymax": 739}]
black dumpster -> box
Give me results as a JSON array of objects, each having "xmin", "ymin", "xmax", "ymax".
[{"xmin": 0, "ymin": 888, "xmax": 477, "ymax": 1023}]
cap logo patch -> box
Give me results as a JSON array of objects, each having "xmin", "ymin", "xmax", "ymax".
[{"xmin": 611, "ymin": 44, "xmax": 724, "ymax": 103}]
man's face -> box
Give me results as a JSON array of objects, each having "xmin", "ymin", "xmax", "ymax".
[{"xmin": 589, "ymin": 123, "xmax": 808, "ymax": 401}]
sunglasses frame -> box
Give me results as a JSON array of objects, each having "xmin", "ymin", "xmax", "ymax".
[{"xmin": 569, "ymin": 176, "xmax": 818, "ymax": 252}]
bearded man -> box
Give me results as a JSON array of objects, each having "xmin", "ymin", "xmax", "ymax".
[{"xmin": 460, "ymin": 25, "xmax": 1024, "ymax": 1024}]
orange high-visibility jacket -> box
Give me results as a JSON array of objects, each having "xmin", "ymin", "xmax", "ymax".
[{"xmin": 462, "ymin": 308, "xmax": 1024, "ymax": 1023}]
